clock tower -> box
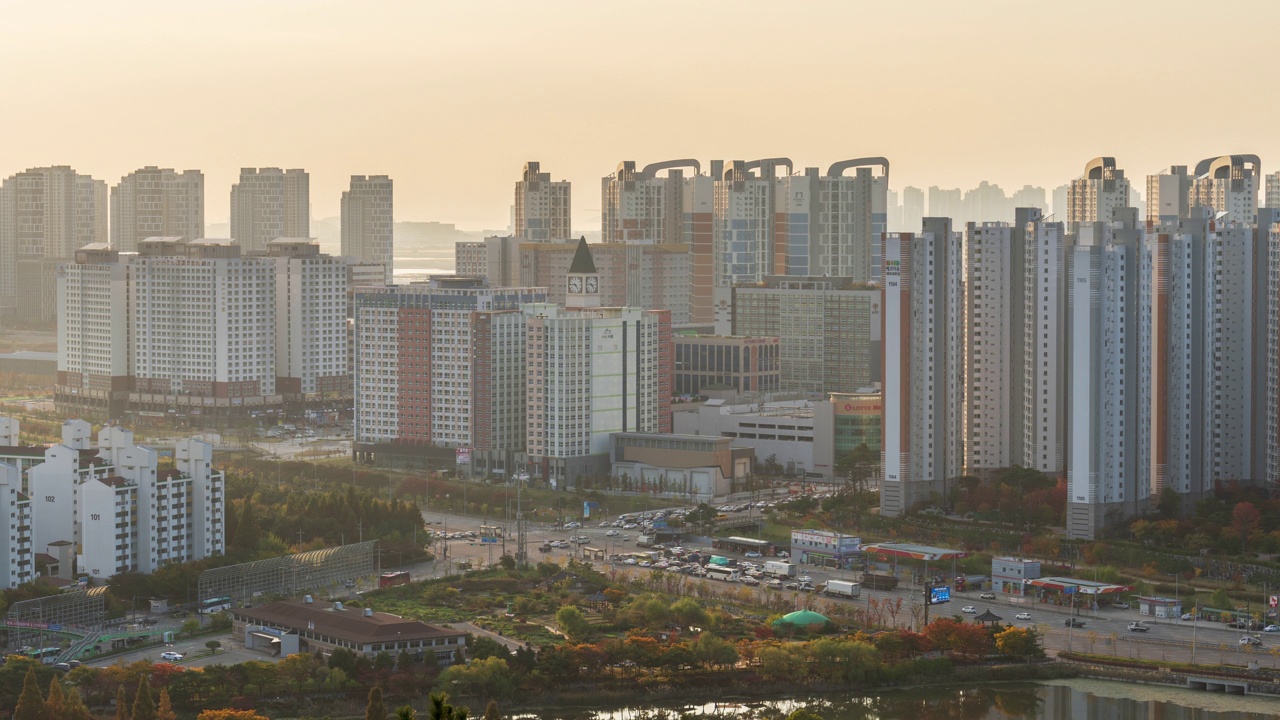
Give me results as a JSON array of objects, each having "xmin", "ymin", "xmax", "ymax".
[{"xmin": 565, "ymin": 237, "xmax": 601, "ymax": 309}]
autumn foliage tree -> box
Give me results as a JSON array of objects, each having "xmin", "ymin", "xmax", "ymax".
[{"xmin": 922, "ymin": 618, "xmax": 992, "ymax": 662}]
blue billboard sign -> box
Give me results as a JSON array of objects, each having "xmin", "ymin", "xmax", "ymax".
[{"xmin": 929, "ymin": 586, "xmax": 951, "ymax": 605}]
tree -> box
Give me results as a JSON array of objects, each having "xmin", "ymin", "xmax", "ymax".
[
  {"xmin": 396, "ymin": 707, "xmax": 417, "ymax": 720},
  {"xmin": 1231, "ymin": 502, "xmax": 1262, "ymax": 556},
  {"xmin": 555, "ymin": 605, "xmax": 591, "ymax": 642},
  {"xmin": 366, "ymin": 685, "xmax": 387, "ymax": 720},
  {"xmin": 155, "ymin": 689, "xmax": 177, "ymax": 720},
  {"xmin": 14, "ymin": 667, "xmax": 46, "ymax": 720},
  {"xmin": 785, "ymin": 711, "xmax": 825, "ymax": 720},
  {"xmin": 483, "ymin": 700, "xmax": 501, "ymax": 720},
  {"xmin": 180, "ymin": 619, "xmax": 201, "ymax": 637},
  {"xmin": 428, "ymin": 692, "xmax": 471, "ymax": 720},
  {"xmin": 278, "ymin": 653, "xmax": 315, "ymax": 695},
  {"xmin": 132, "ymin": 676, "xmax": 157, "ymax": 720},
  {"xmin": 235, "ymin": 498, "xmax": 260, "ymax": 552},
  {"xmin": 206, "ymin": 640, "xmax": 222, "ymax": 655},
  {"xmin": 115, "ymin": 686, "xmax": 129, "ymax": 720},
  {"xmin": 993, "ymin": 626, "xmax": 1043, "ymax": 661},
  {"xmin": 62, "ymin": 686, "xmax": 92, "ymax": 720},
  {"xmin": 1210, "ymin": 589, "xmax": 1233, "ymax": 612},
  {"xmin": 44, "ymin": 677, "xmax": 64, "ymax": 718},
  {"xmin": 669, "ymin": 597, "xmax": 710, "ymax": 628}
]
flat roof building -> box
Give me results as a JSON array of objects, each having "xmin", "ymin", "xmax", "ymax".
[{"xmin": 673, "ymin": 334, "xmax": 780, "ymax": 398}]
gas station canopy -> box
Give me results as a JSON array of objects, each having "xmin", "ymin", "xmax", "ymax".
[
  {"xmin": 861, "ymin": 542, "xmax": 968, "ymax": 562},
  {"xmin": 1026, "ymin": 577, "xmax": 1132, "ymax": 595}
]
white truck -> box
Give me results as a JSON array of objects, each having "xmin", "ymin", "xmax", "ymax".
[
  {"xmin": 763, "ymin": 560, "xmax": 797, "ymax": 579},
  {"xmin": 822, "ymin": 579, "xmax": 861, "ymax": 598}
]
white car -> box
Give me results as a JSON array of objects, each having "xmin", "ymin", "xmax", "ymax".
[
  {"xmin": 160, "ymin": 651, "xmax": 184, "ymax": 662},
  {"xmin": 605, "ymin": 529, "xmax": 619, "ymax": 537},
  {"xmin": 1181, "ymin": 613, "xmax": 1194, "ymax": 621},
  {"xmin": 1240, "ymin": 635, "xmax": 1263, "ymax": 646},
  {"xmin": 961, "ymin": 605, "xmax": 977, "ymax": 614},
  {"xmin": 744, "ymin": 551, "xmax": 762, "ymax": 558},
  {"xmin": 1265, "ymin": 625, "xmax": 1280, "ymax": 633},
  {"xmin": 979, "ymin": 592, "xmax": 996, "ymax": 600},
  {"xmin": 1015, "ymin": 612, "xmax": 1032, "ymax": 621}
]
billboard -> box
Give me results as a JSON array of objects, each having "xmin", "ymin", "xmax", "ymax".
[
  {"xmin": 455, "ymin": 447, "xmax": 472, "ymax": 465},
  {"xmin": 928, "ymin": 586, "xmax": 951, "ymax": 605}
]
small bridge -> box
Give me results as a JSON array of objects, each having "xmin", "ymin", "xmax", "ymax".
[{"xmin": 1187, "ymin": 676, "xmax": 1249, "ymax": 695}]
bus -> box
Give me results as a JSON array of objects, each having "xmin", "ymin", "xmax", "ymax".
[
  {"xmin": 28, "ymin": 648, "xmax": 60, "ymax": 663},
  {"xmin": 200, "ymin": 596, "xmax": 233, "ymax": 614},
  {"xmin": 705, "ymin": 566, "xmax": 740, "ymax": 582},
  {"xmin": 378, "ymin": 571, "xmax": 411, "ymax": 588}
]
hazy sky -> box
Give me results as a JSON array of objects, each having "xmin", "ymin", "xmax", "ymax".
[{"xmin": 2, "ymin": 1, "xmax": 1276, "ymax": 232}]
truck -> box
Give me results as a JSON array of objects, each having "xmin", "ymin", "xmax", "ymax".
[
  {"xmin": 822, "ymin": 579, "xmax": 862, "ymax": 598},
  {"xmin": 862, "ymin": 573, "xmax": 899, "ymax": 591},
  {"xmin": 763, "ymin": 560, "xmax": 797, "ymax": 579},
  {"xmin": 636, "ymin": 535, "xmax": 655, "ymax": 548}
]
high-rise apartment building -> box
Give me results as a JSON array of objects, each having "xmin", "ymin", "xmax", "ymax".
[
  {"xmin": 1146, "ymin": 166, "xmax": 1193, "ymax": 224},
  {"xmin": 57, "ymin": 237, "xmax": 349, "ymax": 421},
  {"xmin": 110, "ymin": 167, "xmax": 204, "ymax": 252},
  {"xmin": 229, "ymin": 168, "xmax": 310, "ymax": 254},
  {"xmin": 1191, "ymin": 155, "xmax": 1259, "ymax": 226},
  {"xmin": 1067, "ymin": 157, "xmax": 1131, "ymax": 227},
  {"xmin": 1153, "ymin": 214, "xmax": 1268, "ymax": 502},
  {"xmin": 1015, "ymin": 211, "xmax": 1068, "ymax": 474},
  {"xmin": 341, "ymin": 175, "xmax": 394, "ymax": 283},
  {"xmin": 131, "ymin": 238, "xmax": 277, "ymax": 400},
  {"xmin": 900, "ymin": 186, "xmax": 924, "ymax": 234},
  {"xmin": 881, "ymin": 219, "xmax": 964, "ymax": 517},
  {"xmin": 814, "ymin": 159, "xmax": 890, "ymax": 284},
  {"xmin": 0, "ymin": 166, "xmax": 107, "ymax": 322},
  {"xmin": 1066, "ymin": 218, "xmax": 1152, "ymax": 540},
  {"xmin": 514, "ymin": 162, "xmax": 570, "ymax": 242},
  {"xmin": 267, "ymin": 239, "xmax": 349, "ymax": 399},
  {"xmin": 928, "ymin": 187, "xmax": 963, "ymax": 222},
  {"xmin": 962, "ymin": 222, "xmax": 1015, "ymax": 475},
  {"xmin": 1267, "ymin": 172, "xmax": 1280, "ymax": 209},
  {"xmin": 351, "ymin": 278, "xmax": 547, "ymax": 474},
  {"xmin": 713, "ymin": 160, "xmax": 781, "ymax": 288},
  {"xmin": 726, "ymin": 276, "xmax": 881, "ymax": 395},
  {"xmin": 56, "ymin": 244, "xmax": 132, "ymax": 418}
]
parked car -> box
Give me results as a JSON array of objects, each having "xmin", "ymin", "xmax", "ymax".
[
  {"xmin": 1064, "ymin": 618, "xmax": 1086, "ymax": 628},
  {"xmin": 1264, "ymin": 625, "xmax": 1280, "ymax": 633},
  {"xmin": 980, "ymin": 592, "xmax": 996, "ymax": 600},
  {"xmin": 160, "ymin": 651, "xmax": 184, "ymax": 662},
  {"xmin": 1015, "ymin": 612, "xmax": 1032, "ymax": 621},
  {"xmin": 1127, "ymin": 622, "xmax": 1149, "ymax": 632},
  {"xmin": 961, "ymin": 606, "xmax": 977, "ymax": 614},
  {"xmin": 744, "ymin": 551, "xmax": 762, "ymax": 558},
  {"xmin": 1115, "ymin": 602, "xmax": 1130, "ymax": 610},
  {"xmin": 1181, "ymin": 613, "xmax": 1194, "ymax": 621}
]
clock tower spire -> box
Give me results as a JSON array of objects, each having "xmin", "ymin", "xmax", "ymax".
[{"xmin": 565, "ymin": 236, "xmax": 600, "ymax": 309}]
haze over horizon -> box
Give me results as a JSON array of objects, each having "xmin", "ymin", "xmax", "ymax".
[{"xmin": 2, "ymin": 0, "xmax": 1276, "ymax": 232}]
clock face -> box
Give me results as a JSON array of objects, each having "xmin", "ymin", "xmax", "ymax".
[
  {"xmin": 585, "ymin": 276, "xmax": 598, "ymax": 293},
  {"xmin": 568, "ymin": 276, "xmax": 583, "ymax": 293}
]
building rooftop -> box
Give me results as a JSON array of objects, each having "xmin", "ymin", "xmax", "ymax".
[
  {"xmin": 233, "ymin": 599, "xmax": 467, "ymax": 645},
  {"xmin": 568, "ymin": 237, "xmax": 597, "ymax": 274},
  {"xmin": 862, "ymin": 542, "xmax": 968, "ymax": 561}
]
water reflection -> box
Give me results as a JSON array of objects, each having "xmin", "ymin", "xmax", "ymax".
[{"xmin": 508, "ymin": 680, "xmax": 1280, "ymax": 719}]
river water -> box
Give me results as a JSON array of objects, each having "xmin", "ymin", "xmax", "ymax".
[{"xmin": 509, "ymin": 679, "xmax": 1280, "ymax": 719}]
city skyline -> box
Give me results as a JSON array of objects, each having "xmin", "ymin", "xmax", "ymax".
[{"xmin": 2, "ymin": 1, "xmax": 1278, "ymax": 230}]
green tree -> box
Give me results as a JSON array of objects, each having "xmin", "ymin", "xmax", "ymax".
[
  {"xmin": 669, "ymin": 597, "xmax": 710, "ymax": 629},
  {"xmin": 1210, "ymin": 589, "xmax": 1233, "ymax": 612},
  {"xmin": 62, "ymin": 686, "xmax": 92, "ymax": 720},
  {"xmin": 691, "ymin": 633, "xmax": 738, "ymax": 669},
  {"xmin": 206, "ymin": 640, "xmax": 222, "ymax": 654},
  {"xmin": 14, "ymin": 667, "xmax": 46, "ymax": 720},
  {"xmin": 483, "ymin": 700, "xmax": 501, "ymax": 720},
  {"xmin": 181, "ymin": 619, "xmax": 201, "ymax": 636},
  {"xmin": 994, "ymin": 626, "xmax": 1043, "ymax": 661},
  {"xmin": 555, "ymin": 605, "xmax": 591, "ymax": 642},
  {"xmin": 235, "ymin": 497, "xmax": 260, "ymax": 552},
  {"xmin": 396, "ymin": 707, "xmax": 417, "ymax": 720},
  {"xmin": 131, "ymin": 676, "xmax": 156, "ymax": 720},
  {"xmin": 366, "ymin": 685, "xmax": 387, "ymax": 720},
  {"xmin": 428, "ymin": 691, "xmax": 471, "ymax": 720},
  {"xmin": 785, "ymin": 710, "xmax": 825, "ymax": 720}
]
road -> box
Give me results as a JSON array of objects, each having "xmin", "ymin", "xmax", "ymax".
[{"xmin": 421, "ymin": 504, "xmax": 1280, "ymax": 668}]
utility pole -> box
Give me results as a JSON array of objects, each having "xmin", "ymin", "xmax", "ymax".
[{"xmin": 516, "ymin": 469, "xmax": 528, "ymax": 569}]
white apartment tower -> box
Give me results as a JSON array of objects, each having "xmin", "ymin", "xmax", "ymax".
[
  {"xmin": 110, "ymin": 167, "xmax": 205, "ymax": 252},
  {"xmin": 0, "ymin": 462, "xmax": 32, "ymax": 588},
  {"xmin": 1067, "ymin": 157, "xmax": 1131, "ymax": 227},
  {"xmin": 1016, "ymin": 212, "xmax": 1068, "ymax": 474},
  {"xmin": 881, "ymin": 219, "xmax": 963, "ymax": 517},
  {"xmin": 963, "ymin": 222, "xmax": 1015, "ymax": 474},
  {"xmin": 1266, "ymin": 172, "xmax": 1280, "ymax": 209},
  {"xmin": 514, "ymin": 162, "xmax": 570, "ymax": 242},
  {"xmin": 176, "ymin": 438, "xmax": 226, "ymax": 560},
  {"xmin": 57, "ymin": 244, "xmax": 132, "ymax": 418},
  {"xmin": 81, "ymin": 476, "xmax": 136, "ymax": 579},
  {"xmin": 341, "ymin": 175, "xmax": 394, "ymax": 283},
  {"xmin": 1191, "ymin": 155, "xmax": 1259, "ymax": 227},
  {"xmin": 229, "ymin": 167, "xmax": 310, "ymax": 254},
  {"xmin": 131, "ymin": 238, "xmax": 277, "ymax": 399},
  {"xmin": 267, "ymin": 239, "xmax": 349, "ymax": 398},
  {"xmin": 1067, "ymin": 220, "xmax": 1152, "ymax": 540},
  {"xmin": 601, "ymin": 160, "xmax": 698, "ymax": 244}
]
